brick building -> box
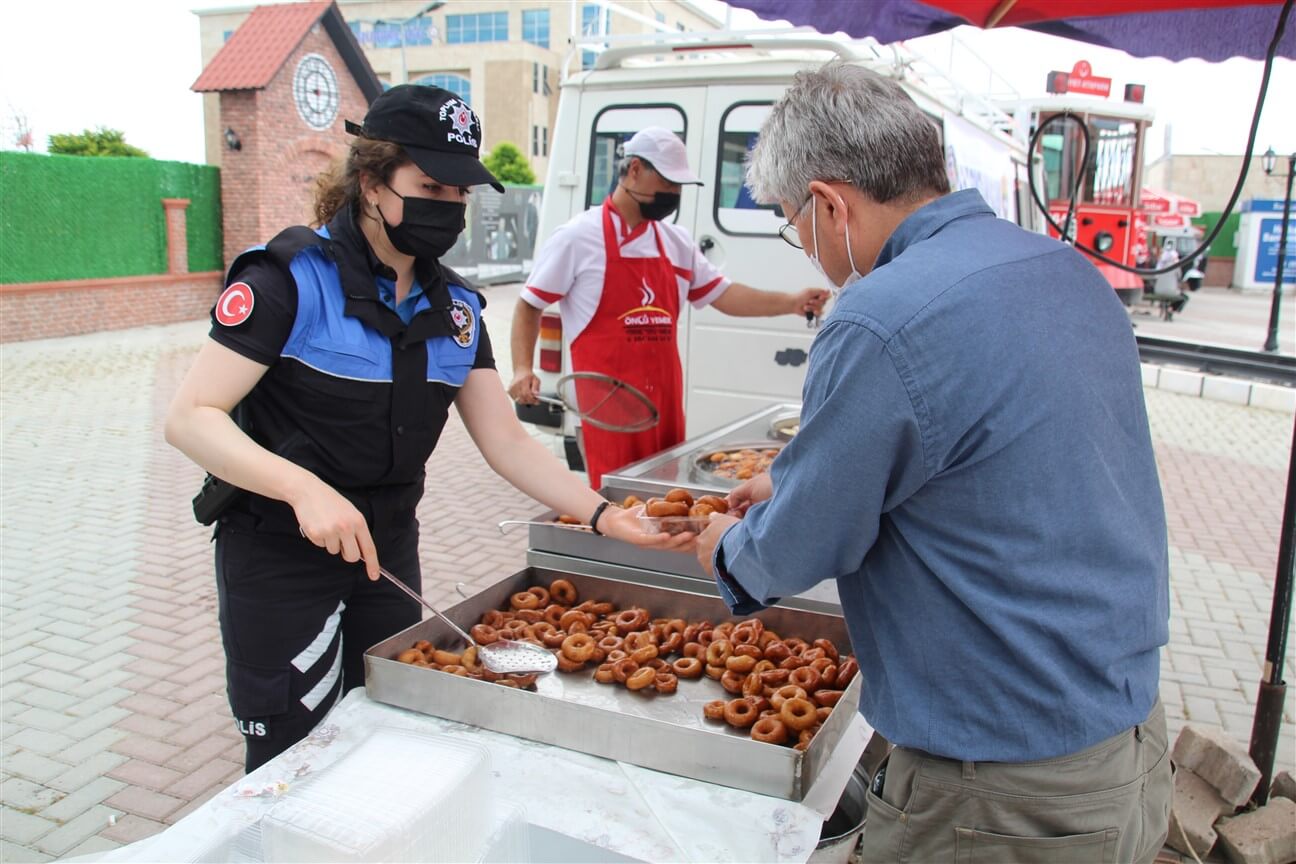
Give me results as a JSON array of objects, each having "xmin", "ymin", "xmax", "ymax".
[
  {"xmin": 192, "ymin": 1, "xmax": 383, "ymax": 267},
  {"xmin": 194, "ymin": 0, "xmax": 723, "ymax": 182}
]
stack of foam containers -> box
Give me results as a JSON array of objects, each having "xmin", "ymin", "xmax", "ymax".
[{"xmin": 260, "ymin": 727, "xmax": 491, "ymax": 863}]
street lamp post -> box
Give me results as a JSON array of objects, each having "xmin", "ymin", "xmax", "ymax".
[{"xmin": 1261, "ymin": 146, "xmax": 1295, "ymax": 354}]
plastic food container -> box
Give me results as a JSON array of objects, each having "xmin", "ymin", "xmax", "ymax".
[
  {"xmin": 638, "ymin": 514, "xmax": 711, "ymax": 535},
  {"xmin": 260, "ymin": 727, "xmax": 491, "ymax": 863}
]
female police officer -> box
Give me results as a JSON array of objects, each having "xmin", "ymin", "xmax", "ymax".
[{"xmin": 165, "ymin": 85, "xmax": 686, "ymax": 771}]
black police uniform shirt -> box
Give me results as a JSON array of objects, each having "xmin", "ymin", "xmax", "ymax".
[{"xmin": 207, "ymin": 206, "xmax": 494, "ymax": 539}]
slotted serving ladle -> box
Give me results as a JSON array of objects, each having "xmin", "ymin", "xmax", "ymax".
[{"xmin": 378, "ymin": 567, "xmax": 557, "ymax": 675}]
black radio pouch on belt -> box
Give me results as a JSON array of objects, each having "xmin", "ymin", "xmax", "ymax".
[
  {"xmin": 191, "ymin": 225, "xmax": 328, "ymax": 527},
  {"xmin": 192, "ymin": 402, "xmax": 252, "ymax": 526}
]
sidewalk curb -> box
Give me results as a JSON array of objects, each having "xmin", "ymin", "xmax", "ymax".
[{"xmin": 1142, "ymin": 363, "xmax": 1296, "ymax": 413}]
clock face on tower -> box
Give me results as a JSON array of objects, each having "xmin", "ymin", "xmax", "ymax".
[{"xmin": 292, "ymin": 54, "xmax": 340, "ymax": 131}]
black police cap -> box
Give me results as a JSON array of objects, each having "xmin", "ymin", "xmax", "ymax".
[{"xmin": 345, "ymin": 85, "xmax": 504, "ymax": 193}]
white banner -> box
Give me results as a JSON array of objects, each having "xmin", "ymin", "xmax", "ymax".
[{"xmin": 942, "ymin": 113, "xmax": 1016, "ymax": 221}]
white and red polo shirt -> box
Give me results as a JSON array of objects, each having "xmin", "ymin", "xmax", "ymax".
[{"xmin": 520, "ymin": 202, "xmax": 731, "ymax": 345}]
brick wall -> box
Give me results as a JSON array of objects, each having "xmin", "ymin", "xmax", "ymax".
[
  {"xmin": 219, "ymin": 27, "xmax": 371, "ymax": 264},
  {"xmin": 0, "ymin": 273, "xmax": 222, "ymax": 343}
]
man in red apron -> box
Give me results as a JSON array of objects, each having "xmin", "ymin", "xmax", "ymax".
[{"xmin": 510, "ymin": 127, "xmax": 827, "ymax": 488}]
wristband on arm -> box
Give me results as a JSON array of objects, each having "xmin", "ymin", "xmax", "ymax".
[{"xmin": 589, "ymin": 500, "xmax": 612, "ymax": 536}]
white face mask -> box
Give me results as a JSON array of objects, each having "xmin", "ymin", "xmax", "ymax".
[{"xmin": 809, "ymin": 193, "xmax": 863, "ymax": 297}]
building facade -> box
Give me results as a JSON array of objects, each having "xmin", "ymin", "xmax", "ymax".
[{"xmin": 195, "ymin": 0, "xmax": 722, "ymax": 179}]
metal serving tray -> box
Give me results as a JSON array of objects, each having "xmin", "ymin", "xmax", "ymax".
[
  {"xmin": 522, "ymin": 477, "xmax": 841, "ymax": 611},
  {"xmin": 603, "ymin": 402, "xmax": 800, "ymax": 496},
  {"xmin": 365, "ymin": 566, "xmax": 861, "ymax": 801}
]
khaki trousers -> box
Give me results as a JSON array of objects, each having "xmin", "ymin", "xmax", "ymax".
[{"xmin": 860, "ymin": 700, "xmax": 1171, "ymax": 864}]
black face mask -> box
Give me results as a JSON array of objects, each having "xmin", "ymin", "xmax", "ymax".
[
  {"xmin": 376, "ymin": 188, "xmax": 465, "ymax": 260},
  {"xmin": 623, "ymin": 184, "xmax": 680, "ymax": 222}
]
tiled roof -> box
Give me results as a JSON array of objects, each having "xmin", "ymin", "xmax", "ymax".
[{"xmin": 192, "ymin": 2, "xmax": 333, "ymax": 92}]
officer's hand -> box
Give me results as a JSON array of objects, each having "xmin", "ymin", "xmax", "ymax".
[
  {"xmin": 508, "ymin": 369, "xmax": 541, "ymax": 405},
  {"xmin": 597, "ymin": 505, "xmax": 697, "ymax": 552},
  {"xmin": 726, "ymin": 473, "xmax": 772, "ymax": 518},
  {"xmin": 293, "ymin": 480, "xmax": 380, "ymax": 579},
  {"xmin": 793, "ymin": 288, "xmax": 830, "ymax": 317}
]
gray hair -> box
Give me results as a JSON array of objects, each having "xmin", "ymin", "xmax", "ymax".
[
  {"xmin": 745, "ymin": 60, "xmax": 950, "ymax": 208},
  {"xmin": 617, "ymin": 154, "xmax": 651, "ymax": 178}
]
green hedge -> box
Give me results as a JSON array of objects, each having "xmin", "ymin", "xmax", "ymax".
[
  {"xmin": 0, "ymin": 152, "xmax": 222, "ymax": 284},
  {"xmin": 1193, "ymin": 210, "xmax": 1240, "ymax": 259}
]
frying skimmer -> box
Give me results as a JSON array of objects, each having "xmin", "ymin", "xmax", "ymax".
[{"xmin": 377, "ymin": 567, "xmax": 557, "ymax": 675}]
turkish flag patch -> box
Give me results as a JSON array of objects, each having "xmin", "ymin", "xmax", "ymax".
[{"xmin": 215, "ymin": 281, "xmax": 255, "ymax": 326}]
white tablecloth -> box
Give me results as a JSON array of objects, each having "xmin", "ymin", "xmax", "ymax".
[{"xmin": 77, "ymin": 689, "xmax": 869, "ymax": 863}]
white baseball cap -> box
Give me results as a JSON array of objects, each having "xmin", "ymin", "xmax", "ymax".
[{"xmin": 622, "ymin": 127, "xmax": 703, "ymax": 186}]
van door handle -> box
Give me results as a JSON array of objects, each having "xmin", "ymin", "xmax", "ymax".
[
  {"xmin": 699, "ymin": 237, "xmax": 715, "ymax": 252},
  {"xmin": 774, "ymin": 348, "xmax": 807, "ymax": 367}
]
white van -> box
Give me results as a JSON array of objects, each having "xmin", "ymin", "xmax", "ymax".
[{"xmin": 520, "ymin": 32, "xmax": 1036, "ymax": 459}]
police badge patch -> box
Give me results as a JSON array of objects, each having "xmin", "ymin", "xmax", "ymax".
[{"xmin": 449, "ymin": 298, "xmax": 475, "ymax": 348}]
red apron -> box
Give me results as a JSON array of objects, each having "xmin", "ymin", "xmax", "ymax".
[{"xmin": 569, "ymin": 199, "xmax": 687, "ymax": 488}]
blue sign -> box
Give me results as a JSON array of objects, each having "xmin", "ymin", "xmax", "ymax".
[
  {"xmin": 1255, "ymin": 217, "xmax": 1296, "ymax": 283},
  {"xmin": 1242, "ymin": 198, "xmax": 1289, "ymax": 213}
]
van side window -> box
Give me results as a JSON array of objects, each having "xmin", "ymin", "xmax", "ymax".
[
  {"xmin": 714, "ymin": 103, "xmax": 781, "ymax": 237},
  {"xmin": 586, "ymin": 104, "xmax": 687, "ymax": 217}
]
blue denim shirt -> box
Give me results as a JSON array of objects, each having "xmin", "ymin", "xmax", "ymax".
[{"xmin": 716, "ymin": 190, "xmax": 1169, "ymax": 762}]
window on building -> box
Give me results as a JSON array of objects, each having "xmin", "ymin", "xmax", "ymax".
[
  {"xmin": 587, "ymin": 105, "xmax": 685, "ymax": 210},
  {"xmin": 414, "ymin": 73, "xmax": 472, "ymax": 106},
  {"xmin": 532, "ymin": 62, "xmax": 540, "ymax": 94},
  {"xmin": 542, "ymin": 126, "xmax": 549, "ymax": 157},
  {"xmin": 715, "ymin": 103, "xmax": 781, "ymax": 236},
  {"xmin": 676, "ymin": 21, "xmax": 687, "ymax": 31},
  {"xmin": 446, "ymin": 11, "xmax": 508, "ymax": 44},
  {"xmin": 531, "ymin": 125, "xmax": 540, "ymax": 158},
  {"xmin": 655, "ymin": 11, "xmax": 666, "ymax": 24},
  {"xmin": 223, "ymin": 29, "xmax": 234, "ymax": 41},
  {"xmin": 580, "ymin": 3, "xmax": 606, "ymax": 69},
  {"xmin": 522, "ymin": 8, "xmax": 549, "ymax": 48}
]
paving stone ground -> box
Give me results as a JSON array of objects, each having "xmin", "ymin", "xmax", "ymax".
[{"xmin": 1, "ymin": 283, "xmax": 1293, "ymax": 862}]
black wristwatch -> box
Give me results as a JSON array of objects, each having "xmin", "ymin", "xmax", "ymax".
[{"xmin": 589, "ymin": 501, "xmax": 613, "ymax": 536}]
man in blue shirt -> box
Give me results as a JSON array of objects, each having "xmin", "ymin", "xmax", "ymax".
[{"xmin": 695, "ymin": 61, "xmax": 1172, "ymax": 863}]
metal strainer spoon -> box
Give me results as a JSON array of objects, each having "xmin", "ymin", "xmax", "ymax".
[{"xmin": 378, "ymin": 568, "xmax": 557, "ymax": 675}]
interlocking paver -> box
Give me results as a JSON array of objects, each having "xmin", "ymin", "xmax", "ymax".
[
  {"xmin": 0, "ymin": 752, "xmax": 68, "ymax": 786},
  {"xmin": 46, "ymin": 751, "xmax": 127, "ymax": 795},
  {"xmin": 39, "ymin": 776, "xmax": 126, "ymax": 824},
  {"xmin": 102, "ymin": 786, "xmax": 184, "ymax": 822},
  {"xmin": 0, "ymin": 807, "xmax": 55, "ymax": 846},
  {"xmin": 31, "ymin": 805, "xmax": 120, "ymax": 857}
]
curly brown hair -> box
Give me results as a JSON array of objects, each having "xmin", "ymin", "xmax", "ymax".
[{"xmin": 312, "ymin": 136, "xmax": 411, "ymax": 226}]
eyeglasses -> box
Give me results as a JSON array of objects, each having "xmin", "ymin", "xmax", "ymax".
[{"xmin": 778, "ymin": 197, "xmax": 812, "ymax": 249}]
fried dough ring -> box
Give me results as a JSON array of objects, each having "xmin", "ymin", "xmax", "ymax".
[
  {"xmin": 672, "ymin": 657, "xmax": 704, "ymax": 679},
  {"xmin": 780, "ymin": 697, "xmax": 817, "ymax": 732},
  {"xmin": 723, "ymin": 698, "xmax": 759, "ymax": 728},
  {"xmin": 561, "ymin": 633, "xmax": 596, "ymax": 663},
  {"xmin": 626, "ymin": 667, "xmax": 657, "ymax": 691},
  {"xmin": 751, "ymin": 717, "xmax": 788, "ymax": 745},
  {"xmin": 549, "ymin": 579, "xmax": 578, "ymax": 605}
]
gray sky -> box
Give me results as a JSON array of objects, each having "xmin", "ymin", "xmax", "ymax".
[{"xmin": 0, "ymin": 0, "xmax": 1291, "ymax": 165}]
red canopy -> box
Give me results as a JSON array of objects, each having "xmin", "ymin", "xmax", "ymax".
[{"xmin": 1140, "ymin": 188, "xmax": 1202, "ymax": 218}]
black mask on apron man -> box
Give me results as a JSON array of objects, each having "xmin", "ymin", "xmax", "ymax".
[
  {"xmin": 624, "ymin": 185, "xmax": 681, "ymax": 222},
  {"xmin": 377, "ymin": 189, "xmax": 466, "ymax": 260}
]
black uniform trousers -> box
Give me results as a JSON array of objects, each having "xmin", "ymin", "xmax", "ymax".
[{"xmin": 214, "ymin": 513, "xmax": 420, "ymax": 772}]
